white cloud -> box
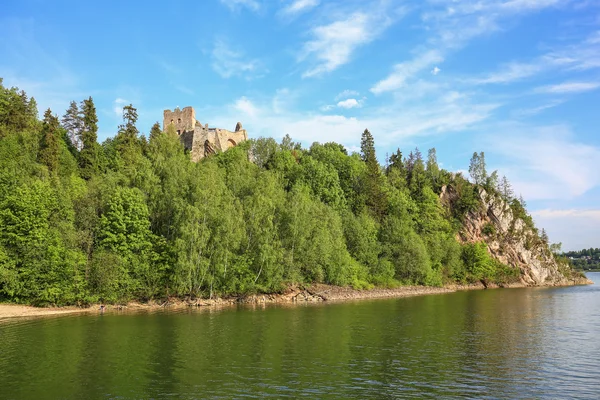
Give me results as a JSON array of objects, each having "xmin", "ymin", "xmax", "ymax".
[
  {"xmin": 300, "ymin": 11, "xmax": 395, "ymax": 77},
  {"xmin": 472, "ymin": 62, "xmax": 542, "ymax": 84},
  {"xmin": 113, "ymin": 98, "xmax": 128, "ymax": 117},
  {"xmin": 219, "ymin": 0, "xmax": 260, "ymax": 12},
  {"xmin": 421, "ymin": 0, "xmax": 567, "ymax": 52},
  {"xmin": 487, "ymin": 125, "xmax": 600, "ymax": 201},
  {"xmin": 533, "ymin": 209, "xmax": 600, "ymax": 219},
  {"xmin": 210, "ymin": 89, "xmax": 497, "ymax": 149},
  {"xmin": 531, "ymin": 209, "xmax": 600, "ymax": 251},
  {"xmin": 431, "ymin": 66, "xmax": 441, "ymax": 75},
  {"xmin": 233, "ymin": 96, "xmax": 260, "ymax": 118},
  {"xmin": 280, "ymin": 0, "xmax": 319, "ymax": 16},
  {"xmin": 513, "ymin": 100, "xmax": 564, "ymax": 117},
  {"xmin": 175, "ymin": 85, "xmax": 194, "ymax": 96},
  {"xmin": 335, "ymin": 89, "xmax": 359, "ymax": 100},
  {"xmin": 211, "ymin": 40, "xmax": 263, "ymax": 79},
  {"xmin": 371, "ymin": 50, "xmax": 443, "ymax": 94},
  {"xmin": 535, "ymin": 81, "xmax": 600, "ymax": 93},
  {"xmin": 337, "ymin": 98, "xmax": 361, "ymax": 109}
]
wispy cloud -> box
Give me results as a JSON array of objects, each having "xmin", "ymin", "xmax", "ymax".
[
  {"xmin": 471, "ymin": 62, "xmax": 542, "ymax": 84},
  {"xmin": 487, "ymin": 124, "xmax": 600, "ymax": 201},
  {"xmin": 219, "ymin": 0, "xmax": 260, "ymax": 12},
  {"xmin": 211, "ymin": 40, "xmax": 263, "ymax": 79},
  {"xmin": 280, "ymin": 0, "xmax": 319, "ymax": 16},
  {"xmin": 234, "ymin": 96, "xmax": 260, "ymax": 118},
  {"xmin": 335, "ymin": 89, "xmax": 359, "ymax": 101},
  {"xmin": 300, "ymin": 10, "xmax": 396, "ymax": 78},
  {"xmin": 533, "ymin": 209, "xmax": 600, "ymax": 219},
  {"xmin": 210, "ymin": 88, "xmax": 497, "ymax": 149},
  {"xmin": 175, "ymin": 85, "xmax": 195, "ymax": 96},
  {"xmin": 531, "ymin": 208, "xmax": 600, "ymax": 250},
  {"xmin": 371, "ymin": 50, "xmax": 443, "ymax": 94},
  {"xmin": 535, "ymin": 81, "xmax": 600, "ymax": 93},
  {"xmin": 113, "ymin": 98, "xmax": 128, "ymax": 117},
  {"xmin": 513, "ymin": 100, "xmax": 564, "ymax": 117},
  {"xmin": 156, "ymin": 59, "xmax": 180, "ymax": 75}
]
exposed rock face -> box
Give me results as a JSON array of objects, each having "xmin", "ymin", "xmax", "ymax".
[{"xmin": 441, "ymin": 185, "xmax": 590, "ymax": 287}]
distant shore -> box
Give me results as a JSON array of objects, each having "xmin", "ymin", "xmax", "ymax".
[{"xmin": 0, "ymin": 277, "xmax": 593, "ymax": 320}]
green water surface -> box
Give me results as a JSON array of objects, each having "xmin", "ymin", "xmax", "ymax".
[{"xmin": 1, "ymin": 274, "xmax": 600, "ymax": 399}]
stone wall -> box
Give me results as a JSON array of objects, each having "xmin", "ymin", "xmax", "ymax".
[
  {"xmin": 163, "ymin": 107, "xmax": 197, "ymax": 135},
  {"xmin": 163, "ymin": 106, "xmax": 247, "ymax": 161}
]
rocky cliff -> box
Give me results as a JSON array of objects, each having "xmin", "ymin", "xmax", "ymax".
[{"xmin": 441, "ymin": 185, "xmax": 591, "ymax": 287}]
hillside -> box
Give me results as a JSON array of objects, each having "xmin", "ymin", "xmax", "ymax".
[
  {"xmin": 0, "ymin": 80, "xmax": 588, "ymax": 306},
  {"xmin": 442, "ymin": 186, "xmax": 590, "ymax": 286}
]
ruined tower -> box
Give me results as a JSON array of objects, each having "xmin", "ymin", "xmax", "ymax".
[{"xmin": 163, "ymin": 106, "xmax": 248, "ymax": 162}]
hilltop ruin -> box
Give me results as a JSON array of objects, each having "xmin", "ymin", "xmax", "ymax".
[{"xmin": 163, "ymin": 106, "xmax": 247, "ymax": 161}]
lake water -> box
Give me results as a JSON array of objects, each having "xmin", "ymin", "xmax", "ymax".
[{"xmin": 1, "ymin": 273, "xmax": 600, "ymax": 399}]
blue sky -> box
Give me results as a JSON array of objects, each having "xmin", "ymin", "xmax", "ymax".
[{"xmin": 1, "ymin": 0, "xmax": 599, "ymax": 250}]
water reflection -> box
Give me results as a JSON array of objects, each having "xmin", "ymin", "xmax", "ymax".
[{"xmin": 1, "ymin": 275, "xmax": 600, "ymax": 399}]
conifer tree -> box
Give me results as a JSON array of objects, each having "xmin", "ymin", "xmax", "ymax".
[
  {"xmin": 541, "ymin": 228, "xmax": 549, "ymax": 243},
  {"xmin": 117, "ymin": 104, "xmax": 140, "ymax": 150},
  {"xmin": 360, "ymin": 129, "xmax": 386, "ymax": 219},
  {"xmin": 80, "ymin": 97, "xmax": 99, "ymax": 179},
  {"xmin": 486, "ymin": 170, "xmax": 499, "ymax": 191},
  {"xmin": 469, "ymin": 151, "xmax": 487, "ymax": 185},
  {"xmin": 62, "ymin": 100, "xmax": 83, "ymax": 150},
  {"xmin": 426, "ymin": 148, "xmax": 440, "ymax": 186},
  {"xmin": 498, "ymin": 175, "xmax": 514, "ymax": 200},
  {"xmin": 149, "ymin": 122, "xmax": 162, "ymax": 142},
  {"xmin": 38, "ymin": 108, "xmax": 60, "ymax": 174},
  {"xmin": 384, "ymin": 149, "xmax": 406, "ymax": 190},
  {"xmin": 360, "ymin": 128, "xmax": 376, "ymax": 166},
  {"xmin": 405, "ymin": 151, "xmax": 416, "ymax": 174}
]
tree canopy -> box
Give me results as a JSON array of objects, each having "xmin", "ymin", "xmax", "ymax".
[{"xmin": 0, "ymin": 81, "xmax": 559, "ymax": 305}]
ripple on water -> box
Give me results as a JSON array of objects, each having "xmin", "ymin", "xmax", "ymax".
[{"xmin": 1, "ymin": 279, "xmax": 600, "ymax": 399}]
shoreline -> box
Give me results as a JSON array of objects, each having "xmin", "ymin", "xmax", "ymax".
[{"xmin": 0, "ymin": 277, "xmax": 593, "ymax": 320}]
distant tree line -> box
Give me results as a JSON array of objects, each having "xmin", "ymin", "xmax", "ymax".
[
  {"xmin": 563, "ymin": 248, "xmax": 600, "ymax": 271},
  {"xmin": 0, "ymin": 79, "xmax": 551, "ymax": 305}
]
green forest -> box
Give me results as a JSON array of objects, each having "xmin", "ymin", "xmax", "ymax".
[
  {"xmin": 564, "ymin": 248, "xmax": 600, "ymax": 271},
  {"xmin": 0, "ymin": 79, "xmax": 548, "ymax": 306}
]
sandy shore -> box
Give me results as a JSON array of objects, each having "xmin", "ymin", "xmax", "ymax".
[
  {"xmin": 0, "ymin": 304, "xmax": 93, "ymax": 320},
  {"xmin": 0, "ymin": 277, "xmax": 592, "ymax": 320}
]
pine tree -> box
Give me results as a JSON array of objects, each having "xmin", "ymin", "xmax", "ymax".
[
  {"xmin": 486, "ymin": 170, "xmax": 499, "ymax": 191},
  {"xmin": 360, "ymin": 128, "xmax": 376, "ymax": 165},
  {"xmin": 469, "ymin": 151, "xmax": 488, "ymax": 185},
  {"xmin": 541, "ymin": 228, "xmax": 549, "ymax": 243},
  {"xmin": 386, "ymin": 148, "xmax": 406, "ymax": 189},
  {"xmin": 38, "ymin": 108, "xmax": 60, "ymax": 174},
  {"xmin": 387, "ymin": 149, "xmax": 403, "ymax": 172},
  {"xmin": 498, "ymin": 175, "xmax": 514, "ymax": 200},
  {"xmin": 519, "ymin": 194, "xmax": 527, "ymax": 209},
  {"xmin": 117, "ymin": 104, "xmax": 140, "ymax": 149},
  {"xmin": 80, "ymin": 97, "xmax": 99, "ymax": 179},
  {"xmin": 405, "ymin": 151, "xmax": 416, "ymax": 174},
  {"xmin": 149, "ymin": 122, "xmax": 162, "ymax": 142},
  {"xmin": 360, "ymin": 129, "xmax": 386, "ymax": 219},
  {"xmin": 414, "ymin": 147, "xmax": 423, "ymax": 163},
  {"xmin": 62, "ymin": 100, "xmax": 83, "ymax": 150},
  {"xmin": 426, "ymin": 148, "xmax": 440, "ymax": 186}
]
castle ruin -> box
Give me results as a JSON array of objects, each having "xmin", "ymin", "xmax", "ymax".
[{"xmin": 163, "ymin": 106, "xmax": 248, "ymax": 162}]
